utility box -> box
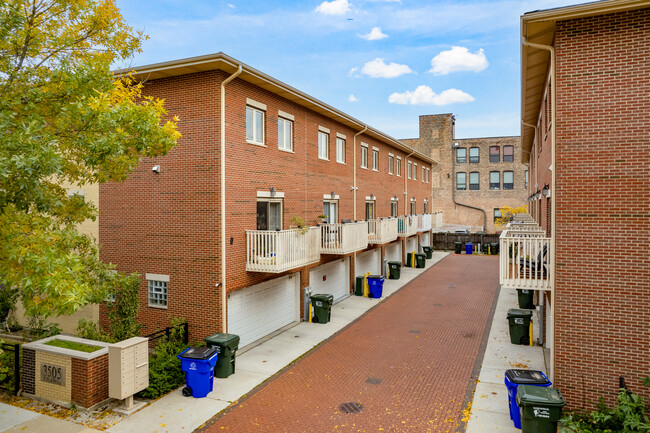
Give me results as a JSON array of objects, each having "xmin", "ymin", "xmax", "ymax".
[{"xmin": 109, "ymin": 337, "xmax": 149, "ymax": 413}]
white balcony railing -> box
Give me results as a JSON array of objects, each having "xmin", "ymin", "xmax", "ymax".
[
  {"xmin": 368, "ymin": 218, "xmax": 398, "ymax": 245},
  {"xmin": 499, "ymin": 229, "xmax": 553, "ymax": 291},
  {"xmin": 506, "ymin": 223, "xmax": 546, "ymax": 233},
  {"xmin": 320, "ymin": 221, "xmax": 368, "ymax": 254},
  {"xmin": 397, "ymin": 215, "xmax": 418, "ymax": 237},
  {"xmin": 246, "ymin": 227, "xmax": 321, "ymax": 273},
  {"xmin": 514, "ymin": 213, "xmax": 535, "ymax": 223},
  {"xmin": 417, "ymin": 214, "xmax": 432, "ymax": 232}
]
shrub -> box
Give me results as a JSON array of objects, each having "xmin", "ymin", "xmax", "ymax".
[
  {"xmin": 561, "ymin": 388, "xmax": 649, "ymax": 432},
  {"xmin": 76, "ymin": 319, "xmax": 114, "ymax": 343}
]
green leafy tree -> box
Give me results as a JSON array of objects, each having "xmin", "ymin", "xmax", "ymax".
[{"xmin": 0, "ymin": 1, "xmax": 180, "ymax": 321}]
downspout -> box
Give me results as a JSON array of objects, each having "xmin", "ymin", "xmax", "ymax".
[
  {"xmin": 522, "ymin": 36, "xmax": 555, "ymax": 379},
  {"xmin": 220, "ymin": 65, "xmax": 242, "ymax": 333},
  {"xmin": 451, "ymin": 146, "xmax": 487, "ymax": 230},
  {"xmin": 353, "ymin": 126, "xmax": 367, "ymax": 221}
]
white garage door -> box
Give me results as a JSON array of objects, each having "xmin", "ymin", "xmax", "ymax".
[
  {"xmin": 310, "ymin": 258, "xmax": 350, "ymax": 303},
  {"xmin": 228, "ymin": 273, "xmax": 299, "ymax": 348},
  {"xmin": 405, "ymin": 236, "xmax": 418, "ymax": 254},
  {"xmin": 420, "ymin": 232, "xmax": 431, "ymax": 248},
  {"xmin": 385, "ymin": 242, "xmax": 402, "ymax": 263},
  {"xmin": 356, "ymin": 249, "xmax": 381, "ymax": 276}
]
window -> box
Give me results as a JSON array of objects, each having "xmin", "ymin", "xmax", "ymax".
[
  {"xmin": 408, "ymin": 161, "xmax": 412, "ymax": 179},
  {"xmin": 469, "ymin": 147, "xmax": 480, "ymax": 163},
  {"xmin": 413, "ymin": 163, "xmax": 417, "ymax": 180},
  {"xmin": 503, "ymin": 145, "xmax": 514, "ymax": 162},
  {"xmin": 493, "ymin": 208, "xmax": 502, "ymax": 223},
  {"xmin": 372, "ymin": 148, "xmax": 379, "ymax": 171},
  {"xmin": 456, "ymin": 172, "xmax": 466, "ymax": 190},
  {"xmin": 426, "ymin": 168, "xmax": 430, "ymax": 183},
  {"xmin": 410, "ymin": 201, "xmax": 416, "ymax": 215},
  {"xmin": 503, "ymin": 171, "xmax": 514, "ymax": 190},
  {"xmin": 246, "ymin": 106, "xmax": 265, "ymax": 144},
  {"xmin": 336, "ymin": 137, "xmax": 346, "ymax": 163},
  {"xmin": 278, "ymin": 117, "xmax": 293, "ymax": 151},
  {"xmin": 323, "ymin": 200, "xmax": 338, "ymax": 224},
  {"xmin": 147, "ymin": 275, "xmax": 169, "ymax": 308},
  {"xmin": 456, "ymin": 148, "xmax": 467, "ymax": 163},
  {"xmin": 469, "ymin": 172, "xmax": 480, "ymax": 190},
  {"xmin": 422, "ymin": 166, "xmax": 425, "ymax": 182},
  {"xmin": 388, "ymin": 155, "xmax": 394, "ymax": 174},
  {"xmin": 318, "ymin": 131, "xmax": 329, "ymax": 160},
  {"xmin": 396, "ymin": 157, "xmax": 402, "ymax": 176},
  {"xmin": 490, "ymin": 171, "xmax": 500, "ymax": 190},
  {"xmin": 525, "ymin": 170, "xmax": 529, "ymax": 189},
  {"xmin": 390, "ymin": 200, "xmax": 398, "ymax": 218},
  {"xmin": 360, "ymin": 144, "xmax": 368, "ymax": 168},
  {"xmin": 257, "ymin": 200, "xmax": 282, "ymax": 231},
  {"xmin": 424, "ymin": 200, "xmax": 429, "ymax": 214},
  {"xmin": 365, "ymin": 200, "xmax": 375, "ymax": 220},
  {"xmin": 489, "ymin": 146, "xmax": 500, "ymax": 163}
]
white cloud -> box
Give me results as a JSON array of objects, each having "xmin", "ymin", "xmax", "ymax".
[
  {"xmin": 227, "ymin": 3, "xmax": 235, "ymax": 8},
  {"xmin": 315, "ymin": 0, "xmax": 351, "ymax": 15},
  {"xmin": 429, "ymin": 46, "xmax": 488, "ymax": 75},
  {"xmin": 348, "ymin": 66, "xmax": 359, "ymax": 77},
  {"xmin": 348, "ymin": 94, "xmax": 359, "ymax": 102},
  {"xmin": 359, "ymin": 26, "xmax": 388, "ymax": 40},
  {"xmin": 361, "ymin": 58, "xmax": 413, "ymax": 78},
  {"xmin": 388, "ymin": 86, "xmax": 475, "ymax": 106}
]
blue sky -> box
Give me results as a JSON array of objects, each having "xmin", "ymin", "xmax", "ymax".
[{"xmin": 115, "ymin": 0, "xmax": 577, "ymax": 139}]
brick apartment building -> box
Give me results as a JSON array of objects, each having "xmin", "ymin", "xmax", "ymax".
[
  {"xmin": 519, "ymin": 0, "xmax": 649, "ymax": 409},
  {"xmin": 402, "ymin": 114, "xmax": 528, "ymax": 233},
  {"xmin": 99, "ymin": 53, "xmax": 435, "ymax": 348}
]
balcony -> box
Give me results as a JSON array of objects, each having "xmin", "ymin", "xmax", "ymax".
[
  {"xmin": 368, "ymin": 218, "xmax": 398, "ymax": 245},
  {"xmin": 397, "ymin": 215, "xmax": 418, "ymax": 237},
  {"xmin": 499, "ymin": 228, "xmax": 552, "ymax": 292},
  {"xmin": 320, "ymin": 221, "xmax": 368, "ymax": 255},
  {"xmin": 246, "ymin": 227, "xmax": 321, "ymax": 273},
  {"xmin": 417, "ymin": 214, "xmax": 432, "ymax": 232}
]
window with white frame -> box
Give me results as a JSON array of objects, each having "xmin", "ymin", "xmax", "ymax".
[
  {"xmin": 278, "ymin": 117, "xmax": 293, "ymax": 151},
  {"xmin": 422, "ymin": 166, "xmax": 425, "ymax": 182},
  {"xmin": 360, "ymin": 143, "xmax": 368, "ymax": 168},
  {"xmin": 390, "ymin": 199, "xmax": 398, "ymax": 217},
  {"xmin": 147, "ymin": 274, "xmax": 169, "ymax": 308},
  {"xmin": 396, "ymin": 157, "xmax": 401, "ymax": 176},
  {"xmin": 413, "ymin": 163, "xmax": 417, "ymax": 180},
  {"xmin": 257, "ymin": 199, "xmax": 283, "ymax": 231},
  {"xmin": 525, "ymin": 170, "xmax": 529, "ymax": 189},
  {"xmin": 410, "ymin": 200, "xmax": 416, "ymax": 215},
  {"xmin": 426, "ymin": 168, "xmax": 430, "ymax": 183},
  {"xmin": 318, "ymin": 131, "xmax": 329, "ymax": 160},
  {"xmin": 372, "ymin": 148, "xmax": 379, "ymax": 171},
  {"xmin": 246, "ymin": 106, "xmax": 265, "ymax": 145},
  {"xmin": 424, "ymin": 199, "xmax": 429, "ymax": 214},
  {"xmin": 388, "ymin": 154, "xmax": 394, "ymax": 174},
  {"xmin": 336, "ymin": 137, "xmax": 346, "ymax": 163},
  {"xmin": 408, "ymin": 161, "xmax": 412, "ymax": 179},
  {"xmin": 365, "ymin": 200, "xmax": 375, "ymax": 220},
  {"xmin": 323, "ymin": 200, "xmax": 338, "ymax": 224}
]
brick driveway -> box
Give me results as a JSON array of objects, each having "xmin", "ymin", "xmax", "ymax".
[{"xmin": 199, "ymin": 254, "xmax": 499, "ymax": 433}]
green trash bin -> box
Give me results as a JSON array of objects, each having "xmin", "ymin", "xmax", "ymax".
[
  {"xmin": 203, "ymin": 333, "xmax": 240, "ymax": 378},
  {"xmin": 517, "ymin": 289, "xmax": 535, "ymax": 309},
  {"xmin": 355, "ymin": 276, "xmax": 364, "ymax": 296},
  {"xmin": 516, "ymin": 385, "xmax": 566, "ymax": 433},
  {"xmin": 454, "ymin": 242, "xmax": 463, "ymax": 254},
  {"xmin": 415, "ymin": 253, "xmax": 426, "ymax": 268},
  {"xmin": 507, "ymin": 308, "xmax": 533, "ymax": 345},
  {"xmin": 482, "ymin": 243, "xmax": 490, "ymax": 255},
  {"xmin": 311, "ymin": 294, "xmax": 334, "ymax": 324},
  {"xmin": 388, "ymin": 261, "xmax": 402, "ymax": 280},
  {"xmin": 490, "ymin": 242, "xmax": 499, "ymax": 255},
  {"xmin": 422, "ymin": 246, "xmax": 433, "ymax": 259},
  {"xmin": 406, "ymin": 251, "xmax": 417, "ymax": 267}
]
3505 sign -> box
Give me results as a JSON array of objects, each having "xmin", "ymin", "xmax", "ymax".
[{"xmin": 40, "ymin": 363, "xmax": 66, "ymax": 386}]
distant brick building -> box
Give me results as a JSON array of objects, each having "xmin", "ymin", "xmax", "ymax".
[
  {"xmin": 521, "ymin": 0, "xmax": 649, "ymax": 409},
  {"xmin": 402, "ymin": 114, "xmax": 528, "ymax": 233}
]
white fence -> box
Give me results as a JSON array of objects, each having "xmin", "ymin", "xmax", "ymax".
[
  {"xmin": 368, "ymin": 218, "xmax": 398, "ymax": 245},
  {"xmin": 397, "ymin": 215, "xmax": 418, "ymax": 237},
  {"xmin": 246, "ymin": 227, "xmax": 321, "ymax": 273},
  {"xmin": 320, "ymin": 221, "xmax": 368, "ymax": 254},
  {"xmin": 499, "ymin": 229, "xmax": 553, "ymax": 291},
  {"xmin": 417, "ymin": 214, "xmax": 432, "ymax": 232}
]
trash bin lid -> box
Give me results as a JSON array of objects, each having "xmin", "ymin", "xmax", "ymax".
[
  {"xmin": 179, "ymin": 347, "xmax": 219, "ymax": 360},
  {"xmin": 516, "ymin": 385, "xmax": 566, "ymax": 407},
  {"xmin": 507, "ymin": 308, "xmax": 533, "ymax": 319},
  {"xmin": 311, "ymin": 294, "xmax": 334, "ymax": 302},
  {"xmin": 387, "ymin": 261, "xmax": 402, "ymax": 266},
  {"xmin": 367, "ymin": 275, "xmax": 383, "ymax": 280},
  {"xmin": 505, "ymin": 369, "xmax": 550, "ymax": 385},
  {"xmin": 204, "ymin": 333, "xmax": 240, "ymax": 349},
  {"xmin": 415, "ymin": 253, "xmax": 426, "ymax": 257}
]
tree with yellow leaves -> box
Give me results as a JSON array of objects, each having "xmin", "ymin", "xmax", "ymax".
[
  {"xmin": 494, "ymin": 204, "xmax": 528, "ymax": 228},
  {"xmin": 0, "ymin": 1, "xmax": 180, "ymax": 322}
]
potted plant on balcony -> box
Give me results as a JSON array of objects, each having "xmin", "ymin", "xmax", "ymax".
[
  {"xmin": 317, "ymin": 214, "xmax": 328, "ymax": 224},
  {"xmin": 290, "ymin": 216, "xmax": 310, "ymax": 235}
]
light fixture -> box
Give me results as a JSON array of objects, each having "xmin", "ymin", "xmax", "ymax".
[
  {"xmin": 270, "ymin": 187, "xmax": 276, "ymax": 197},
  {"xmin": 536, "ymin": 190, "xmax": 542, "ymax": 200},
  {"xmin": 152, "ymin": 165, "xmax": 160, "ymax": 173},
  {"xmin": 331, "ymin": 191, "xmax": 335, "ymax": 199},
  {"xmin": 393, "ymin": 195, "xmax": 398, "ymax": 200},
  {"xmin": 369, "ymin": 194, "xmax": 374, "ymax": 200},
  {"xmin": 542, "ymin": 184, "xmax": 551, "ymax": 198}
]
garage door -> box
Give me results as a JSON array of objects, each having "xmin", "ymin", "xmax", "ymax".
[
  {"xmin": 310, "ymin": 258, "xmax": 350, "ymax": 303},
  {"xmin": 228, "ymin": 273, "xmax": 299, "ymax": 348},
  {"xmin": 420, "ymin": 232, "xmax": 431, "ymax": 248},
  {"xmin": 356, "ymin": 249, "xmax": 381, "ymax": 276},
  {"xmin": 385, "ymin": 242, "xmax": 402, "ymax": 263},
  {"xmin": 405, "ymin": 236, "xmax": 418, "ymax": 254}
]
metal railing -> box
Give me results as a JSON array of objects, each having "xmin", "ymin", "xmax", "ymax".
[
  {"xmin": 397, "ymin": 215, "xmax": 418, "ymax": 237},
  {"xmin": 417, "ymin": 214, "xmax": 432, "ymax": 232},
  {"xmin": 246, "ymin": 227, "xmax": 321, "ymax": 273},
  {"xmin": 0, "ymin": 342, "xmax": 20, "ymax": 395},
  {"xmin": 144, "ymin": 321, "xmax": 189, "ymax": 348},
  {"xmin": 499, "ymin": 229, "xmax": 553, "ymax": 291},
  {"xmin": 368, "ymin": 218, "xmax": 398, "ymax": 245},
  {"xmin": 320, "ymin": 221, "xmax": 368, "ymax": 254}
]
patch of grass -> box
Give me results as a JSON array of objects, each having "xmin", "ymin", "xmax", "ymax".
[{"xmin": 44, "ymin": 339, "xmax": 102, "ymax": 353}]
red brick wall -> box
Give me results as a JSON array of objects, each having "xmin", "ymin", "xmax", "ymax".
[
  {"xmin": 71, "ymin": 355, "xmax": 109, "ymax": 408},
  {"xmin": 100, "ymin": 69, "xmax": 432, "ymax": 341},
  {"xmin": 552, "ymin": 8, "xmax": 650, "ymax": 409}
]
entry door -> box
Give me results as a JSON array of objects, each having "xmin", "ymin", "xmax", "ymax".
[{"xmin": 323, "ymin": 201, "xmax": 338, "ymax": 224}]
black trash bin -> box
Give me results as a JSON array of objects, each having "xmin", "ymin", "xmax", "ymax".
[
  {"xmin": 454, "ymin": 242, "xmax": 463, "ymax": 254},
  {"xmin": 490, "ymin": 242, "xmax": 499, "ymax": 255},
  {"xmin": 388, "ymin": 261, "xmax": 402, "ymax": 280},
  {"xmin": 415, "ymin": 253, "xmax": 426, "ymax": 268},
  {"xmin": 204, "ymin": 333, "xmax": 240, "ymax": 378},
  {"xmin": 504, "ymin": 369, "xmax": 551, "ymax": 428},
  {"xmin": 422, "ymin": 246, "xmax": 433, "ymax": 259},
  {"xmin": 517, "ymin": 289, "xmax": 535, "ymax": 309},
  {"xmin": 517, "ymin": 385, "xmax": 566, "ymax": 433},
  {"xmin": 355, "ymin": 276, "xmax": 364, "ymax": 296},
  {"xmin": 507, "ymin": 308, "xmax": 533, "ymax": 345},
  {"xmin": 482, "ymin": 243, "xmax": 490, "ymax": 255},
  {"xmin": 311, "ymin": 294, "xmax": 334, "ymax": 323}
]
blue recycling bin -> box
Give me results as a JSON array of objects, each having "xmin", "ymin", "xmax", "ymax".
[
  {"xmin": 504, "ymin": 369, "xmax": 551, "ymax": 429},
  {"xmin": 367, "ymin": 275, "xmax": 385, "ymax": 298},
  {"xmin": 465, "ymin": 242, "xmax": 473, "ymax": 254},
  {"xmin": 178, "ymin": 347, "xmax": 220, "ymax": 398}
]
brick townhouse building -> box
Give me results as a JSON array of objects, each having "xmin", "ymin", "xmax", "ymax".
[
  {"xmin": 518, "ymin": 0, "xmax": 650, "ymax": 409},
  {"xmin": 402, "ymin": 114, "xmax": 528, "ymax": 233},
  {"xmin": 100, "ymin": 53, "xmax": 435, "ymax": 348}
]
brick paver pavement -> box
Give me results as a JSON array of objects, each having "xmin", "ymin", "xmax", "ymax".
[{"xmin": 199, "ymin": 254, "xmax": 499, "ymax": 433}]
